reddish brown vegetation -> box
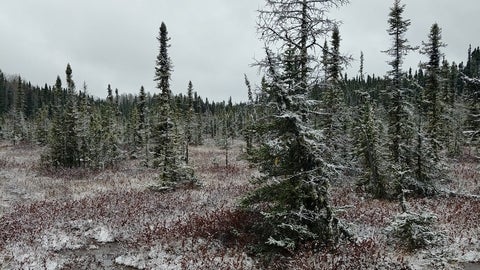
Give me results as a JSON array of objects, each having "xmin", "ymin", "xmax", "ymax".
[{"xmin": 0, "ymin": 142, "xmax": 479, "ymax": 268}]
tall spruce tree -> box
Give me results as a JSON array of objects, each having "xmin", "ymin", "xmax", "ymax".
[
  {"xmin": 46, "ymin": 64, "xmax": 80, "ymax": 167},
  {"xmin": 153, "ymin": 22, "xmax": 177, "ymax": 181},
  {"xmin": 222, "ymin": 100, "xmax": 234, "ymax": 168},
  {"xmin": 420, "ymin": 23, "xmax": 446, "ymax": 160},
  {"xmin": 442, "ymin": 61, "xmax": 464, "ymax": 156},
  {"xmin": 151, "ymin": 22, "xmax": 194, "ymax": 186},
  {"xmin": 322, "ymin": 40, "xmax": 330, "ymax": 83},
  {"xmin": 102, "ymin": 84, "xmax": 120, "ymax": 167},
  {"xmin": 185, "ymin": 81, "xmax": 194, "ymax": 164},
  {"xmin": 12, "ymin": 76, "xmax": 26, "ymax": 144},
  {"xmin": 355, "ymin": 93, "xmax": 389, "ymax": 198},
  {"xmin": 359, "ymin": 51, "xmax": 365, "ymax": 82},
  {"xmin": 243, "ymin": 74, "xmax": 254, "ymax": 154},
  {"xmin": 383, "ymin": 0, "xmax": 422, "ymax": 195},
  {"xmin": 323, "ymin": 26, "xmax": 345, "ymax": 143},
  {"xmin": 242, "ymin": 0, "xmax": 351, "ymax": 250},
  {"xmin": 63, "ymin": 64, "xmax": 79, "ymax": 167},
  {"xmin": 77, "ymin": 82, "xmax": 91, "ymax": 166},
  {"xmin": 137, "ymin": 85, "xmax": 149, "ymax": 163},
  {"xmin": 48, "ymin": 76, "xmax": 65, "ymax": 166},
  {"xmin": 107, "ymin": 84, "xmax": 113, "ymax": 104},
  {"xmin": 384, "ymin": 0, "xmax": 417, "ymax": 164},
  {"xmin": 354, "ymin": 54, "xmax": 390, "ymax": 198}
]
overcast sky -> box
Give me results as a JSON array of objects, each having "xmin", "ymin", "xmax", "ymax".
[{"xmin": 0, "ymin": 0, "xmax": 478, "ymax": 102}]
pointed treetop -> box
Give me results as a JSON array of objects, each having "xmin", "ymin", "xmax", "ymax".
[
  {"xmin": 55, "ymin": 76, "xmax": 62, "ymax": 90},
  {"xmin": 107, "ymin": 84, "xmax": 113, "ymax": 103},
  {"xmin": 359, "ymin": 51, "xmax": 365, "ymax": 82},
  {"xmin": 384, "ymin": 0, "xmax": 418, "ymax": 81},
  {"xmin": 244, "ymin": 74, "xmax": 253, "ymax": 103},
  {"xmin": 66, "ymin": 63, "xmax": 72, "ymax": 77},
  {"xmin": 328, "ymin": 25, "xmax": 341, "ymax": 83},
  {"xmin": 160, "ymin": 22, "xmax": 168, "ymax": 35},
  {"xmin": 155, "ymin": 21, "xmax": 172, "ymax": 97},
  {"xmin": 420, "ymin": 23, "xmax": 446, "ymax": 70},
  {"xmin": 65, "ymin": 63, "xmax": 75, "ymax": 92}
]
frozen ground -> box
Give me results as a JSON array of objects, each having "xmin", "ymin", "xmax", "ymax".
[{"xmin": 0, "ymin": 141, "xmax": 479, "ymax": 269}]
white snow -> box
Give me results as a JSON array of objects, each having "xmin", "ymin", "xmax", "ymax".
[
  {"xmin": 92, "ymin": 225, "xmax": 115, "ymax": 243},
  {"xmin": 40, "ymin": 230, "xmax": 84, "ymax": 251},
  {"xmin": 115, "ymin": 246, "xmax": 183, "ymax": 270},
  {"xmin": 115, "ymin": 254, "xmax": 147, "ymax": 269}
]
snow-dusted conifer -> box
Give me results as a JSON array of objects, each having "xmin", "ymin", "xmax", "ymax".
[
  {"xmin": 11, "ymin": 77, "xmax": 27, "ymax": 145},
  {"xmin": 243, "ymin": 0, "xmax": 352, "ymax": 250},
  {"xmin": 354, "ymin": 92, "xmax": 389, "ymax": 197},
  {"xmin": 322, "ymin": 26, "xmax": 348, "ymax": 151},
  {"xmin": 384, "ymin": 0, "xmax": 417, "ymax": 164},
  {"xmin": 102, "ymin": 84, "xmax": 121, "ymax": 168},
  {"xmin": 151, "ymin": 22, "xmax": 195, "ymax": 187},
  {"xmin": 353, "ymin": 52, "xmax": 392, "ymax": 198},
  {"xmin": 77, "ymin": 82, "xmax": 91, "ymax": 167},
  {"xmin": 152, "ymin": 22, "xmax": 177, "ymax": 180},
  {"xmin": 399, "ymin": 23, "xmax": 448, "ymax": 195},
  {"xmin": 420, "ymin": 23, "xmax": 446, "ymax": 160},
  {"xmin": 463, "ymin": 47, "xmax": 480, "ymax": 150},
  {"xmin": 44, "ymin": 64, "xmax": 82, "ymax": 167},
  {"xmin": 387, "ymin": 191, "xmax": 442, "ymax": 250},
  {"xmin": 63, "ymin": 64, "xmax": 80, "ymax": 167},
  {"xmin": 383, "ymin": 0, "xmax": 420, "ymax": 195},
  {"xmin": 34, "ymin": 106, "xmax": 49, "ymax": 145},
  {"xmin": 128, "ymin": 105, "xmax": 140, "ymax": 155},
  {"xmin": 221, "ymin": 106, "xmax": 233, "ymax": 168},
  {"xmin": 441, "ymin": 62, "xmax": 464, "ymax": 156},
  {"xmin": 136, "ymin": 86, "xmax": 150, "ymax": 163},
  {"xmin": 47, "ymin": 76, "xmax": 65, "ymax": 166},
  {"xmin": 184, "ymin": 81, "xmax": 194, "ymax": 164},
  {"xmin": 243, "ymin": 74, "xmax": 255, "ymax": 154}
]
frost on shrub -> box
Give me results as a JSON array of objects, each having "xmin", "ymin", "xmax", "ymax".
[
  {"xmin": 386, "ymin": 194, "xmax": 442, "ymax": 250},
  {"xmin": 149, "ymin": 164, "xmax": 198, "ymax": 192}
]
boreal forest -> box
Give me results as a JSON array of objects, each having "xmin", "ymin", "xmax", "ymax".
[{"xmin": 0, "ymin": 0, "xmax": 479, "ymax": 269}]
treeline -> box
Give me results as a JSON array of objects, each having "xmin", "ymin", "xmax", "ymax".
[
  {"xmin": 0, "ymin": 42, "xmax": 478, "ymax": 169},
  {"xmin": 0, "ymin": 67, "xmax": 248, "ymax": 170}
]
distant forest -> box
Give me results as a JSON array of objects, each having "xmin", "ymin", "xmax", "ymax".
[{"xmin": 0, "ymin": 44, "xmax": 478, "ymax": 167}]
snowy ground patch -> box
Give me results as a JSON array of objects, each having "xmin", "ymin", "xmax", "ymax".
[{"xmin": 0, "ymin": 141, "xmax": 479, "ymax": 269}]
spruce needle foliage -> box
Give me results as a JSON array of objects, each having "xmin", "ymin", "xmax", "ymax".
[{"xmin": 243, "ymin": 0, "xmax": 352, "ymax": 251}]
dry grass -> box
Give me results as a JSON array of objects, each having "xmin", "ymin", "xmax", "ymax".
[
  {"xmin": 0, "ymin": 140, "xmax": 479, "ymax": 269},
  {"xmin": 0, "ymin": 140, "xmax": 259, "ymax": 269}
]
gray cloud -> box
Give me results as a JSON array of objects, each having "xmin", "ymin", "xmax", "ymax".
[{"xmin": 0, "ymin": 0, "xmax": 477, "ymax": 102}]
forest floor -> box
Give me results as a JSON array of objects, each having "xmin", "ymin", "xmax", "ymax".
[{"xmin": 0, "ymin": 140, "xmax": 479, "ymax": 269}]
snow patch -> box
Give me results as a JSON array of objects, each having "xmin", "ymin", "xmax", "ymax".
[
  {"xmin": 92, "ymin": 225, "xmax": 115, "ymax": 243},
  {"xmin": 115, "ymin": 245, "xmax": 183, "ymax": 269},
  {"xmin": 45, "ymin": 258, "xmax": 66, "ymax": 270},
  {"xmin": 115, "ymin": 254, "xmax": 147, "ymax": 269},
  {"xmin": 460, "ymin": 250, "xmax": 480, "ymax": 263},
  {"xmin": 40, "ymin": 230, "xmax": 84, "ymax": 251},
  {"xmin": 5, "ymin": 242, "xmax": 65, "ymax": 269}
]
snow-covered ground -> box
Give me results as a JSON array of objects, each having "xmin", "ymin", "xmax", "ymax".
[{"xmin": 0, "ymin": 141, "xmax": 478, "ymax": 269}]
